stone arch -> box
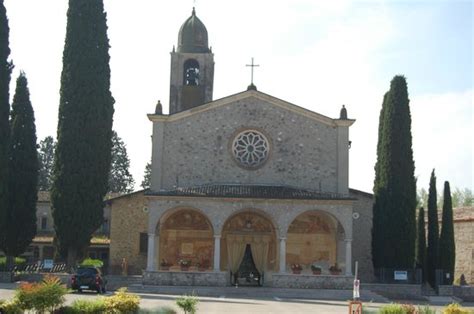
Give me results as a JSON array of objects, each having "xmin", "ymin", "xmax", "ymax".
[
  {"xmin": 220, "ymin": 209, "xmax": 278, "ymax": 272},
  {"xmin": 285, "ymin": 210, "xmax": 345, "ymax": 274},
  {"xmin": 217, "ymin": 207, "xmax": 279, "ymax": 236},
  {"xmin": 158, "ymin": 207, "xmax": 214, "ymax": 271}
]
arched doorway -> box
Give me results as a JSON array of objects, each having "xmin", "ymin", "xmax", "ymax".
[
  {"xmin": 221, "ymin": 211, "xmax": 277, "ymax": 285},
  {"xmin": 159, "ymin": 208, "xmax": 214, "ymax": 271},
  {"xmin": 286, "ymin": 211, "xmax": 343, "ymax": 274}
]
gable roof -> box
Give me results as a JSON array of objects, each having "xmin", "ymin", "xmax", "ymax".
[
  {"xmin": 146, "ymin": 184, "xmax": 353, "ymax": 201},
  {"xmin": 148, "ymin": 89, "xmax": 355, "ymax": 128}
]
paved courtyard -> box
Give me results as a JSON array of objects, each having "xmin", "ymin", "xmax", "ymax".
[{"xmin": 1, "ymin": 283, "xmax": 473, "ymax": 313}]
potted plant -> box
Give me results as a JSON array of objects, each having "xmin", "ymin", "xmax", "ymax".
[
  {"xmin": 178, "ymin": 259, "xmax": 191, "ymax": 271},
  {"xmin": 197, "ymin": 259, "xmax": 210, "ymax": 271},
  {"xmin": 329, "ymin": 263, "xmax": 341, "ymax": 275},
  {"xmin": 291, "ymin": 263, "xmax": 303, "ymax": 274},
  {"xmin": 160, "ymin": 259, "xmax": 171, "ymax": 271},
  {"xmin": 311, "ymin": 263, "xmax": 322, "ymax": 275}
]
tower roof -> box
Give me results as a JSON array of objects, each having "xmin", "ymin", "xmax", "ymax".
[{"xmin": 177, "ymin": 8, "xmax": 210, "ymax": 53}]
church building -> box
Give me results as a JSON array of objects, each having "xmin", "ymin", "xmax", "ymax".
[{"xmin": 108, "ymin": 8, "xmax": 375, "ymax": 288}]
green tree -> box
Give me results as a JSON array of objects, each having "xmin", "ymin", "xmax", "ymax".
[
  {"xmin": 38, "ymin": 136, "xmax": 56, "ymax": 191},
  {"xmin": 51, "ymin": 0, "xmax": 114, "ymax": 267},
  {"xmin": 372, "ymin": 76, "xmax": 417, "ymax": 269},
  {"xmin": 416, "ymin": 207, "xmax": 427, "ymax": 282},
  {"xmin": 108, "ymin": 131, "xmax": 134, "ymax": 194},
  {"xmin": 426, "ymin": 169, "xmax": 439, "ymax": 287},
  {"xmin": 141, "ymin": 162, "xmax": 151, "ymax": 189},
  {"xmin": 462, "ymin": 188, "xmax": 473, "ymax": 206},
  {"xmin": 3, "ymin": 73, "xmax": 38, "ymax": 264},
  {"xmin": 439, "ymin": 181, "xmax": 455, "ymax": 284},
  {"xmin": 0, "ymin": 0, "xmax": 13, "ymax": 256}
]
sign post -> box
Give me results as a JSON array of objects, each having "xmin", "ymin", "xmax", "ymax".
[{"xmin": 349, "ymin": 261, "xmax": 362, "ymax": 314}]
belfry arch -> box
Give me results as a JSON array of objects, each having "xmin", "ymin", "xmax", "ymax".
[
  {"xmin": 157, "ymin": 208, "xmax": 214, "ymax": 271},
  {"xmin": 221, "ymin": 210, "xmax": 277, "ymax": 278}
]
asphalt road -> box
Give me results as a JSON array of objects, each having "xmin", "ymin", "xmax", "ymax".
[{"xmin": 1, "ymin": 283, "xmax": 473, "ymax": 313}]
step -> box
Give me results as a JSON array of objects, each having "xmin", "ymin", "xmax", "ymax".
[{"xmin": 127, "ymin": 285, "xmax": 389, "ymax": 302}]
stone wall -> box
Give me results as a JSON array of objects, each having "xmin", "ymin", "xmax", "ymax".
[
  {"xmin": 453, "ymin": 285, "xmax": 474, "ymax": 302},
  {"xmin": 109, "ymin": 191, "xmax": 148, "ymax": 275},
  {"xmin": 143, "ymin": 270, "xmax": 228, "ymax": 287},
  {"xmin": 272, "ymin": 274, "xmax": 353, "ymax": 289},
  {"xmin": 153, "ymin": 95, "xmax": 340, "ymax": 193},
  {"xmin": 454, "ymin": 219, "xmax": 474, "ymax": 284},
  {"xmin": 350, "ymin": 189, "xmax": 375, "ymax": 282},
  {"xmin": 16, "ymin": 273, "xmax": 71, "ymax": 286},
  {"xmin": 0, "ymin": 272, "xmax": 13, "ymax": 283}
]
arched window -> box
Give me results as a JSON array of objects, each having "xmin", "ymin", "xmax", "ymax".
[{"xmin": 183, "ymin": 59, "xmax": 200, "ymax": 86}]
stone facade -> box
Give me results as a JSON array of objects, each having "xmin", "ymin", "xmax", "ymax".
[
  {"xmin": 108, "ymin": 191, "xmax": 149, "ymax": 275},
  {"xmin": 452, "ymin": 207, "xmax": 474, "ymax": 284},
  {"xmin": 150, "ymin": 91, "xmax": 353, "ymax": 195},
  {"xmin": 350, "ymin": 189, "xmax": 375, "ymax": 282}
]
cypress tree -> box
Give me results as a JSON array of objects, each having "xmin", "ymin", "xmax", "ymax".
[
  {"xmin": 426, "ymin": 169, "xmax": 439, "ymax": 287},
  {"xmin": 3, "ymin": 73, "xmax": 38, "ymax": 261},
  {"xmin": 439, "ymin": 181, "xmax": 455, "ymax": 284},
  {"xmin": 108, "ymin": 131, "xmax": 135, "ymax": 194},
  {"xmin": 0, "ymin": 0, "xmax": 13, "ymax": 253},
  {"xmin": 51, "ymin": 0, "xmax": 114, "ymax": 267},
  {"xmin": 372, "ymin": 92, "xmax": 389, "ymax": 270},
  {"xmin": 416, "ymin": 207, "xmax": 427, "ymax": 282},
  {"xmin": 141, "ymin": 162, "xmax": 152, "ymax": 189},
  {"xmin": 372, "ymin": 76, "xmax": 417, "ymax": 269},
  {"xmin": 37, "ymin": 136, "xmax": 56, "ymax": 191}
]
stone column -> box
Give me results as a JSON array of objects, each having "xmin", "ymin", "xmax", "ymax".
[
  {"xmin": 213, "ymin": 235, "xmax": 221, "ymax": 271},
  {"xmin": 155, "ymin": 234, "xmax": 160, "ymax": 270},
  {"xmin": 146, "ymin": 233, "xmax": 156, "ymax": 271},
  {"xmin": 279, "ymin": 237, "xmax": 286, "ymax": 273},
  {"xmin": 345, "ymin": 238, "xmax": 352, "ymax": 276},
  {"xmin": 38, "ymin": 245, "xmax": 44, "ymax": 262}
]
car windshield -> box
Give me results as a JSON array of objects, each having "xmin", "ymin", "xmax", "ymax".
[{"xmin": 77, "ymin": 268, "xmax": 98, "ymax": 276}]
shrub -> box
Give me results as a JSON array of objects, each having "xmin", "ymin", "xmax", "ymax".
[
  {"xmin": 0, "ymin": 257, "xmax": 26, "ymax": 270},
  {"xmin": 104, "ymin": 287, "xmax": 140, "ymax": 313},
  {"xmin": 0, "ymin": 299, "xmax": 22, "ymax": 314},
  {"xmin": 418, "ymin": 305, "xmax": 437, "ymax": 314},
  {"xmin": 15, "ymin": 275, "xmax": 68, "ymax": 312},
  {"xmin": 70, "ymin": 299, "xmax": 106, "ymax": 313},
  {"xmin": 176, "ymin": 294, "xmax": 199, "ymax": 314},
  {"xmin": 379, "ymin": 303, "xmax": 409, "ymax": 314},
  {"xmin": 80, "ymin": 258, "xmax": 104, "ymax": 268},
  {"xmin": 443, "ymin": 303, "xmax": 471, "ymax": 314}
]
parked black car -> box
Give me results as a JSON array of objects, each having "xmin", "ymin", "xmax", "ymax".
[{"xmin": 71, "ymin": 266, "xmax": 106, "ymax": 293}]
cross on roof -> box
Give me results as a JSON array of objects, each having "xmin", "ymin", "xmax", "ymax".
[{"xmin": 246, "ymin": 57, "xmax": 260, "ymax": 86}]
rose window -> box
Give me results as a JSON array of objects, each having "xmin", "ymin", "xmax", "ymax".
[{"xmin": 232, "ymin": 130, "xmax": 270, "ymax": 168}]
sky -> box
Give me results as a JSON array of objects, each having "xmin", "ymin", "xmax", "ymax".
[{"xmin": 3, "ymin": 0, "xmax": 473, "ymax": 194}]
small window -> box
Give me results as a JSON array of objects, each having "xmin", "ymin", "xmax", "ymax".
[
  {"xmin": 183, "ymin": 59, "xmax": 200, "ymax": 86},
  {"xmin": 139, "ymin": 233, "xmax": 148, "ymax": 254},
  {"xmin": 41, "ymin": 217, "xmax": 47, "ymax": 230}
]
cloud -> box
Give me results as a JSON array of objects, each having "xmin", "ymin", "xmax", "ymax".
[{"xmin": 411, "ymin": 89, "xmax": 473, "ymax": 190}]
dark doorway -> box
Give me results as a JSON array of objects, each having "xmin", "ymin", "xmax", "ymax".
[{"xmin": 234, "ymin": 244, "xmax": 262, "ymax": 286}]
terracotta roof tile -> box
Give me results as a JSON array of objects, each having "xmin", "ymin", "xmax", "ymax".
[{"xmin": 147, "ymin": 184, "xmax": 353, "ymax": 200}]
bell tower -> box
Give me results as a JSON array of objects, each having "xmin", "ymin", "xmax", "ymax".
[{"xmin": 169, "ymin": 8, "xmax": 214, "ymax": 114}]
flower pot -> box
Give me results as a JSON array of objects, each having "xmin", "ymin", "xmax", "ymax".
[
  {"xmin": 330, "ymin": 270, "xmax": 341, "ymax": 275},
  {"xmin": 292, "ymin": 270, "xmax": 301, "ymax": 274},
  {"xmin": 312, "ymin": 270, "xmax": 321, "ymax": 275},
  {"xmin": 180, "ymin": 266, "xmax": 189, "ymax": 271}
]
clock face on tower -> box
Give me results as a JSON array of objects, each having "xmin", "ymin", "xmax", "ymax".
[{"xmin": 231, "ymin": 129, "xmax": 270, "ymax": 169}]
